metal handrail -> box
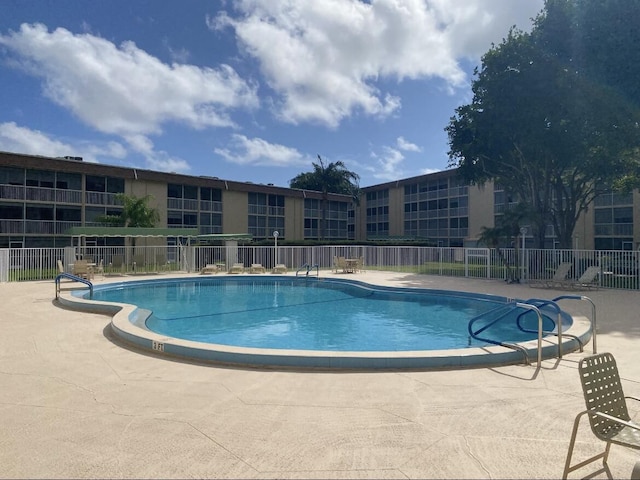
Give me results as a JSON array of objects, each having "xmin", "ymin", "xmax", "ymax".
[
  {"xmin": 552, "ymin": 295, "xmax": 597, "ymax": 353},
  {"xmin": 295, "ymin": 263, "xmax": 319, "ymax": 277},
  {"xmin": 516, "ymin": 298, "xmax": 584, "ymax": 357},
  {"xmin": 515, "ymin": 303, "xmax": 544, "ymax": 367},
  {"xmin": 55, "ymin": 273, "xmax": 93, "ymax": 299},
  {"xmin": 467, "ymin": 303, "xmax": 531, "ymax": 365}
]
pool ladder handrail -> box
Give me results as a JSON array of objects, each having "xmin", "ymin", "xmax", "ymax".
[
  {"xmin": 552, "ymin": 295, "xmax": 596, "ymax": 354},
  {"xmin": 55, "ymin": 272, "xmax": 93, "ymax": 299},
  {"xmin": 468, "ymin": 300, "xmax": 552, "ymax": 367},
  {"xmin": 295, "ymin": 263, "xmax": 319, "ymax": 277},
  {"xmin": 515, "ymin": 298, "xmax": 585, "ymax": 358},
  {"xmin": 468, "ymin": 303, "xmax": 532, "ymax": 365}
]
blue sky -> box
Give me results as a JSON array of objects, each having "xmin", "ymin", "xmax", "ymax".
[{"xmin": 0, "ymin": 0, "xmax": 544, "ymax": 188}]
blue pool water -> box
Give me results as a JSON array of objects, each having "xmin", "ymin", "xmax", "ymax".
[{"xmin": 87, "ymin": 277, "xmax": 558, "ymax": 352}]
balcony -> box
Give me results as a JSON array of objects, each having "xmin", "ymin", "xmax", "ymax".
[
  {"xmin": 1, "ymin": 184, "xmax": 83, "ymax": 204},
  {"xmin": 85, "ymin": 191, "xmax": 121, "ymax": 206},
  {"xmin": 0, "ymin": 220, "xmax": 24, "ymax": 234},
  {"xmin": 25, "ymin": 220, "xmax": 55, "ymax": 234}
]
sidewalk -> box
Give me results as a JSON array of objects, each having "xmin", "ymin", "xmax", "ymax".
[{"xmin": 1, "ymin": 272, "xmax": 639, "ymax": 479}]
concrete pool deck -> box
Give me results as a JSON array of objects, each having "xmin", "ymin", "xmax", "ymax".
[{"xmin": 2, "ymin": 271, "xmax": 639, "ymax": 479}]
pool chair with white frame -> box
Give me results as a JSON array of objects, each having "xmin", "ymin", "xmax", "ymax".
[
  {"xmin": 249, "ymin": 263, "xmax": 266, "ymax": 274},
  {"xmin": 272, "ymin": 264, "xmax": 288, "ymax": 274},
  {"xmin": 563, "ymin": 352, "xmax": 640, "ymax": 479},
  {"xmin": 228, "ymin": 263, "xmax": 245, "ymax": 274}
]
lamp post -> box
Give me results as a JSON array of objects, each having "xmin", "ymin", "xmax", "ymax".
[{"xmin": 273, "ymin": 231, "xmax": 279, "ymax": 265}]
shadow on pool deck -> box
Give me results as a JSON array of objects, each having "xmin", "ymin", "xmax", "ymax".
[{"xmin": 1, "ymin": 271, "xmax": 640, "ymax": 479}]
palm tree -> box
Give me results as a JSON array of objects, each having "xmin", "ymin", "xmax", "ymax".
[
  {"xmin": 96, "ymin": 193, "xmax": 160, "ymax": 249},
  {"xmin": 97, "ymin": 193, "xmax": 160, "ymax": 228},
  {"xmin": 290, "ymin": 155, "xmax": 360, "ymax": 240}
]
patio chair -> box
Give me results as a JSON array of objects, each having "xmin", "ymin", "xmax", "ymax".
[
  {"xmin": 571, "ymin": 265, "xmax": 601, "ymax": 290},
  {"xmin": 94, "ymin": 259, "xmax": 105, "ymax": 278},
  {"xmin": 272, "ymin": 264, "xmax": 288, "ymax": 274},
  {"xmin": 563, "ymin": 353, "xmax": 640, "ymax": 479},
  {"xmin": 249, "ymin": 263, "xmax": 266, "ymax": 274},
  {"xmin": 110, "ymin": 255, "xmax": 124, "ymax": 275},
  {"xmin": 530, "ymin": 262, "xmax": 572, "ymax": 288},
  {"xmin": 155, "ymin": 254, "xmax": 168, "ymax": 272},
  {"xmin": 133, "ymin": 254, "xmax": 146, "ymax": 273},
  {"xmin": 72, "ymin": 259, "xmax": 93, "ymax": 280},
  {"xmin": 200, "ymin": 263, "xmax": 219, "ymax": 275},
  {"xmin": 333, "ymin": 256, "xmax": 347, "ymax": 273},
  {"xmin": 228, "ymin": 263, "xmax": 245, "ymax": 274}
]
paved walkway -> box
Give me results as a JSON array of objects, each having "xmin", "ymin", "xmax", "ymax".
[{"xmin": 1, "ymin": 271, "xmax": 639, "ymax": 479}]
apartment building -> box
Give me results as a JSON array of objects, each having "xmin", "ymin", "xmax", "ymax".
[
  {"xmin": 0, "ymin": 151, "xmax": 355, "ymax": 248},
  {"xmin": 2, "ymin": 150, "xmax": 640, "ymax": 250},
  {"xmin": 358, "ymin": 170, "xmax": 640, "ymax": 251}
]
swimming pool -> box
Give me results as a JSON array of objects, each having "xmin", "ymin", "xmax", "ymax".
[{"xmin": 65, "ymin": 276, "xmax": 591, "ymax": 370}]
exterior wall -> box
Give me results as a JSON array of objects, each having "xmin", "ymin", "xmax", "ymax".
[
  {"xmin": 574, "ymin": 206, "xmax": 594, "ymax": 250},
  {"xmin": 388, "ymin": 185, "xmax": 404, "ymax": 236},
  {"xmin": 127, "ymin": 179, "xmax": 167, "ymax": 227},
  {"xmin": 285, "ymin": 196, "xmax": 304, "ymax": 240},
  {"xmin": 467, "ymin": 182, "xmax": 495, "ymax": 245},
  {"xmin": 222, "ymin": 190, "xmax": 248, "ymax": 234}
]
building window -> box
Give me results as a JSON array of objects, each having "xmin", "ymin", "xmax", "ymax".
[{"xmin": 249, "ymin": 193, "xmax": 285, "ymax": 240}]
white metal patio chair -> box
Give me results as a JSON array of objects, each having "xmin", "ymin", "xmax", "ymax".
[{"xmin": 563, "ymin": 353, "xmax": 640, "ymax": 479}]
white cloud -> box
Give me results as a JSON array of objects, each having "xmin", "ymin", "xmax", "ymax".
[
  {"xmin": 0, "ymin": 122, "xmax": 78, "ymax": 159},
  {"xmin": 123, "ymin": 134, "xmax": 190, "ymax": 173},
  {"xmin": 0, "ymin": 122, "xmax": 187, "ymax": 172},
  {"xmin": 0, "ymin": 23, "xmax": 259, "ymax": 137},
  {"xmin": 419, "ymin": 167, "xmax": 442, "ymax": 175},
  {"xmin": 0, "ymin": 121, "xmax": 128, "ymax": 163},
  {"xmin": 366, "ymin": 146, "xmax": 406, "ymax": 181},
  {"xmin": 428, "ymin": 0, "xmax": 544, "ymax": 59},
  {"xmin": 214, "ymin": 134, "xmax": 310, "ymax": 166},
  {"xmin": 215, "ymin": 0, "xmax": 543, "ymax": 128},
  {"xmin": 397, "ymin": 136, "xmax": 422, "ymax": 152}
]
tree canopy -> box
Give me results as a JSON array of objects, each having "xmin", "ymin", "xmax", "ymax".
[
  {"xmin": 290, "ymin": 155, "xmax": 360, "ymax": 199},
  {"xmin": 290, "ymin": 155, "xmax": 360, "ymax": 239},
  {"xmin": 446, "ymin": 0, "xmax": 640, "ymax": 248}
]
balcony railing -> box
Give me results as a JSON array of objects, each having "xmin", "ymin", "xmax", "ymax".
[
  {"xmin": 1, "ymin": 184, "xmax": 83, "ymax": 204},
  {"xmin": 85, "ymin": 191, "xmax": 121, "ymax": 206},
  {"xmin": 0, "ymin": 220, "xmax": 24, "ymax": 233}
]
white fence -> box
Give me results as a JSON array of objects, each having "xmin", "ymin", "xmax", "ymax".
[{"xmin": 1, "ymin": 245, "xmax": 638, "ymax": 290}]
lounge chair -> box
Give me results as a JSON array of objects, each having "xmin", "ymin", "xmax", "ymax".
[
  {"xmin": 155, "ymin": 254, "xmax": 168, "ymax": 272},
  {"xmin": 110, "ymin": 255, "xmax": 124, "ymax": 275},
  {"xmin": 572, "ymin": 265, "xmax": 601, "ymax": 290},
  {"xmin": 271, "ymin": 264, "xmax": 288, "ymax": 274},
  {"xmin": 563, "ymin": 353, "xmax": 640, "ymax": 479},
  {"xmin": 249, "ymin": 263, "xmax": 266, "ymax": 274},
  {"xmin": 132, "ymin": 254, "xmax": 146, "ymax": 273},
  {"xmin": 530, "ymin": 262, "xmax": 572, "ymax": 288},
  {"xmin": 228, "ymin": 263, "xmax": 245, "ymax": 274},
  {"xmin": 200, "ymin": 264, "xmax": 219, "ymax": 275}
]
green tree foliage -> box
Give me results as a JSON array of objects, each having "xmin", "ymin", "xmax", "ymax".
[
  {"xmin": 97, "ymin": 193, "xmax": 160, "ymax": 228},
  {"xmin": 290, "ymin": 155, "xmax": 360, "ymax": 239},
  {"xmin": 446, "ymin": 0, "xmax": 640, "ymax": 248}
]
